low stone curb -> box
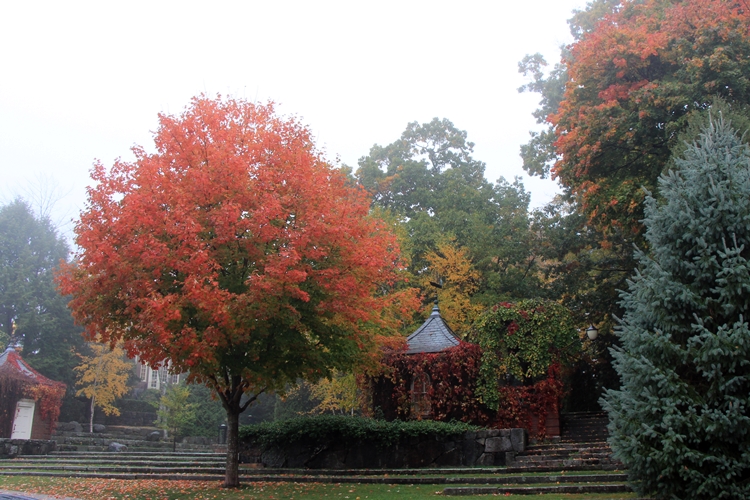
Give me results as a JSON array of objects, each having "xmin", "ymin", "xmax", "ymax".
[
  {"xmin": 0, "ymin": 490, "xmax": 79, "ymax": 500},
  {"xmin": 232, "ymin": 464, "xmax": 622, "ymax": 475},
  {"xmin": 0, "ymin": 471, "xmax": 225, "ymax": 481},
  {"xmin": 443, "ymin": 483, "xmax": 632, "ymax": 496},
  {"xmin": 0, "ymin": 470, "xmax": 628, "ymax": 486}
]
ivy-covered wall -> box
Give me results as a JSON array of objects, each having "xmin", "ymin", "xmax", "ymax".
[
  {"xmin": 371, "ymin": 300, "xmax": 578, "ymax": 440},
  {"xmin": 0, "ymin": 363, "xmax": 66, "ymax": 439}
]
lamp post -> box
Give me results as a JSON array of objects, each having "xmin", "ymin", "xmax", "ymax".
[{"xmin": 585, "ymin": 324, "xmax": 599, "ymax": 341}]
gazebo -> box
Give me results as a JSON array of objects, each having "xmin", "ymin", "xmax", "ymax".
[
  {"xmin": 0, "ymin": 346, "xmax": 66, "ymax": 440},
  {"xmin": 369, "ymin": 303, "xmax": 483, "ymax": 421},
  {"xmin": 403, "ymin": 304, "xmax": 460, "ymax": 417},
  {"xmin": 370, "ymin": 300, "xmax": 564, "ymax": 439}
]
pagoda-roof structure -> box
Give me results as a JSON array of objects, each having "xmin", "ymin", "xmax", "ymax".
[
  {"xmin": 405, "ymin": 303, "xmax": 460, "ymax": 354},
  {"xmin": 0, "ymin": 347, "xmax": 61, "ymax": 386}
]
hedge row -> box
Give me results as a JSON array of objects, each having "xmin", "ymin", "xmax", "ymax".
[{"xmin": 239, "ymin": 415, "xmax": 481, "ymax": 449}]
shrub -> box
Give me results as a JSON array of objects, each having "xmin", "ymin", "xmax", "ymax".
[{"xmin": 239, "ymin": 415, "xmax": 480, "ymax": 449}]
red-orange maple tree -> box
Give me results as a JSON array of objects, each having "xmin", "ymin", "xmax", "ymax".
[
  {"xmin": 549, "ymin": 0, "xmax": 750, "ymax": 240},
  {"xmin": 58, "ymin": 95, "xmax": 417, "ymax": 487}
]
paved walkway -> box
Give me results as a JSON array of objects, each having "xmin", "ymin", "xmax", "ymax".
[{"xmin": 0, "ymin": 490, "xmax": 79, "ymax": 500}]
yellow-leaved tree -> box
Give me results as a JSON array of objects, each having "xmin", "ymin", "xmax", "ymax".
[
  {"xmin": 74, "ymin": 342, "xmax": 131, "ymax": 433},
  {"xmin": 309, "ymin": 371, "xmax": 360, "ymax": 415},
  {"xmin": 423, "ymin": 240, "xmax": 483, "ymax": 336}
]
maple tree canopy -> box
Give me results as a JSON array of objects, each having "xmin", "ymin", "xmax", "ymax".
[
  {"xmin": 546, "ymin": 0, "xmax": 750, "ymax": 239},
  {"xmin": 59, "ymin": 95, "xmax": 414, "ymax": 399},
  {"xmin": 59, "ymin": 95, "xmax": 420, "ymax": 486}
]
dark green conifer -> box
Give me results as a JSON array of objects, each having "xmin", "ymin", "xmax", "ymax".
[{"xmin": 603, "ymin": 115, "xmax": 750, "ymax": 499}]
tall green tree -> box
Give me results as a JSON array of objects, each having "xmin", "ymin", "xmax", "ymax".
[
  {"xmin": 0, "ymin": 199, "xmax": 83, "ymax": 386},
  {"xmin": 356, "ymin": 119, "xmax": 540, "ymax": 313},
  {"xmin": 183, "ymin": 383, "xmax": 226, "ymax": 437},
  {"xmin": 602, "ymin": 116, "xmax": 750, "ymax": 499},
  {"xmin": 155, "ymin": 383, "xmax": 196, "ymax": 441},
  {"xmin": 519, "ymin": 1, "xmax": 750, "ymax": 399},
  {"xmin": 523, "ymin": 0, "xmax": 750, "ymax": 240}
]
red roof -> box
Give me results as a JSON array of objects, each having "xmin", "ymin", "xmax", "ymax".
[{"xmin": 0, "ymin": 347, "xmax": 63, "ymax": 386}]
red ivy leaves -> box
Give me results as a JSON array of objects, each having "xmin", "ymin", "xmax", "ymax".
[
  {"xmin": 376, "ymin": 343, "xmax": 488, "ymax": 424},
  {"xmin": 507, "ymin": 322, "xmax": 519, "ymax": 336},
  {"xmin": 373, "ymin": 344, "xmax": 566, "ymax": 440},
  {"xmin": 25, "ymin": 383, "xmax": 66, "ymax": 429},
  {"xmin": 492, "ymin": 363, "xmax": 564, "ymax": 441}
]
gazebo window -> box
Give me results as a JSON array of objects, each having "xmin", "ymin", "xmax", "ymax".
[{"xmin": 410, "ymin": 372, "xmax": 432, "ymax": 418}]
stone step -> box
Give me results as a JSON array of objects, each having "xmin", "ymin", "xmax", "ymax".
[
  {"xmin": 0, "ymin": 464, "xmax": 631, "ymax": 489},
  {"xmin": 52, "ymin": 443, "xmax": 219, "ymax": 453},
  {"xmin": 46, "ymin": 451, "xmax": 225, "ymax": 457},
  {"xmin": 0, "ymin": 464, "xmax": 227, "ymax": 474},
  {"xmin": 16, "ymin": 457, "xmax": 226, "ymax": 466},
  {"xmin": 443, "ymin": 483, "xmax": 631, "ymax": 496},
  {"xmin": 52, "ymin": 439, "xmax": 216, "ymax": 450},
  {"xmin": 52, "ymin": 436, "xmax": 222, "ymax": 451},
  {"xmin": 514, "ymin": 452, "xmax": 614, "ymax": 463},
  {"xmin": 53, "ymin": 425, "xmax": 220, "ymax": 450},
  {"xmin": 562, "ymin": 411, "xmax": 608, "ymax": 418},
  {"xmin": 520, "ymin": 446, "xmax": 611, "ymax": 456},
  {"xmin": 53, "ymin": 426, "xmax": 159, "ymax": 437},
  {"xmin": 560, "ymin": 411, "xmax": 609, "ymax": 444},
  {"xmin": 41, "ymin": 454, "xmax": 226, "ymax": 462},
  {"xmin": 512, "ymin": 440, "xmax": 620, "ymax": 471},
  {"xmin": 236, "ymin": 472, "xmax": 630, "ymax": 486},
  {"xmin": 524, "ymin": 440, "xmax": 608, "ymax": 451},
  {"xmin": 1, "ymin": 450, "xmax": 229, "ymax": 478},
  {"xmin": 513, "ymin": 459, "xmax": 618, "ymax": 468}
]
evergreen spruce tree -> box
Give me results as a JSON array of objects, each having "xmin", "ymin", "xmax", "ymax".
[{"xmin": 602, "ymin": 116, "xmax": 750, "ymax": 499}]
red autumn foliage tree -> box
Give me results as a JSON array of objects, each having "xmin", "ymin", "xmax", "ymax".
[
  {"xmin": 58, "ymin": 95, "xmax": 418, "ymax": 487},
  {"xmin": 534, "ymin": 0, "xmax": 750, "ymax": 240}
]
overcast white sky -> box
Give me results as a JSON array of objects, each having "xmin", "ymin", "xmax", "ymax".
[{"xmin": 0, "ymin": 1, "xmax": 587, "ymax": 243}]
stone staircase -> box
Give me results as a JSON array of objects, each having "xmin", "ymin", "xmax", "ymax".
[
  {"xmin": 51, "ymin": 425, "xmax": 224, "ymax": 453},
  {"xmin": 560, "ymin": 411, "xmax": 610, "ymax": 443},
  {"xmin": 509, "ymin": 440, "xmax": 621, "ymax": 472},
  {"xmin": 0, "ymin": 451, "xmax": 228, "ymax": 480},
  {"xmin": 0, "ymin": 452, "xmax": 631, "ymax": 495},
  {"xmin": 0, "ymin": 416, "xmax": 632, "ymax": 496}
]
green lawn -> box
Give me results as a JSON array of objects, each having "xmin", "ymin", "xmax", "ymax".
[{"xmin": 0, "ymin": 476, "xmax": 638, "ymax": 500}]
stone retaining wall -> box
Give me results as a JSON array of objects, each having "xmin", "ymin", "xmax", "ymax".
[
  {"xmin": 241, "ymin": 428, "xmax": 527, "ymax": 469},
  {"xmin": 0, "ymin": 439, "xmax": 56, "ymax": 458}
]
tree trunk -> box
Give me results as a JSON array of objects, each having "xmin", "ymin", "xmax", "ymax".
[
  {"xmin": 217, "ymin": 377, "xmax": 263, "ymax": 488},
  {"xmin": 89, "ymin": 395, "xmax": 95, "ymax": 434},
  {"xmin": 224, "ymin": 405, "xmax": 241, "ymax": 488}
]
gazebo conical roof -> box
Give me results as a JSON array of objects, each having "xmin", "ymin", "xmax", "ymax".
[{"xmin": 405, "ymin": 303, "xmax": 460, "ymax": 354}]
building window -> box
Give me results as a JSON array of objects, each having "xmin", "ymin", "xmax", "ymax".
[
  {"xmin": 150, "ymin": 369, "xmax": 158, "ymax": 389},
  {"xmin": 139, "ymin": 363, "xmax": 148, "ymax": 381},
  {"xmin": 171, "ymin": 373, "xmax": 179, "ymax": 385},
  {"xmin": 410, "ymin": 372, "xmax": 431, "ymax": 418},
  {"xmin": 158, "ymin": 366, "xmax": 168, "ymax": 387}
]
